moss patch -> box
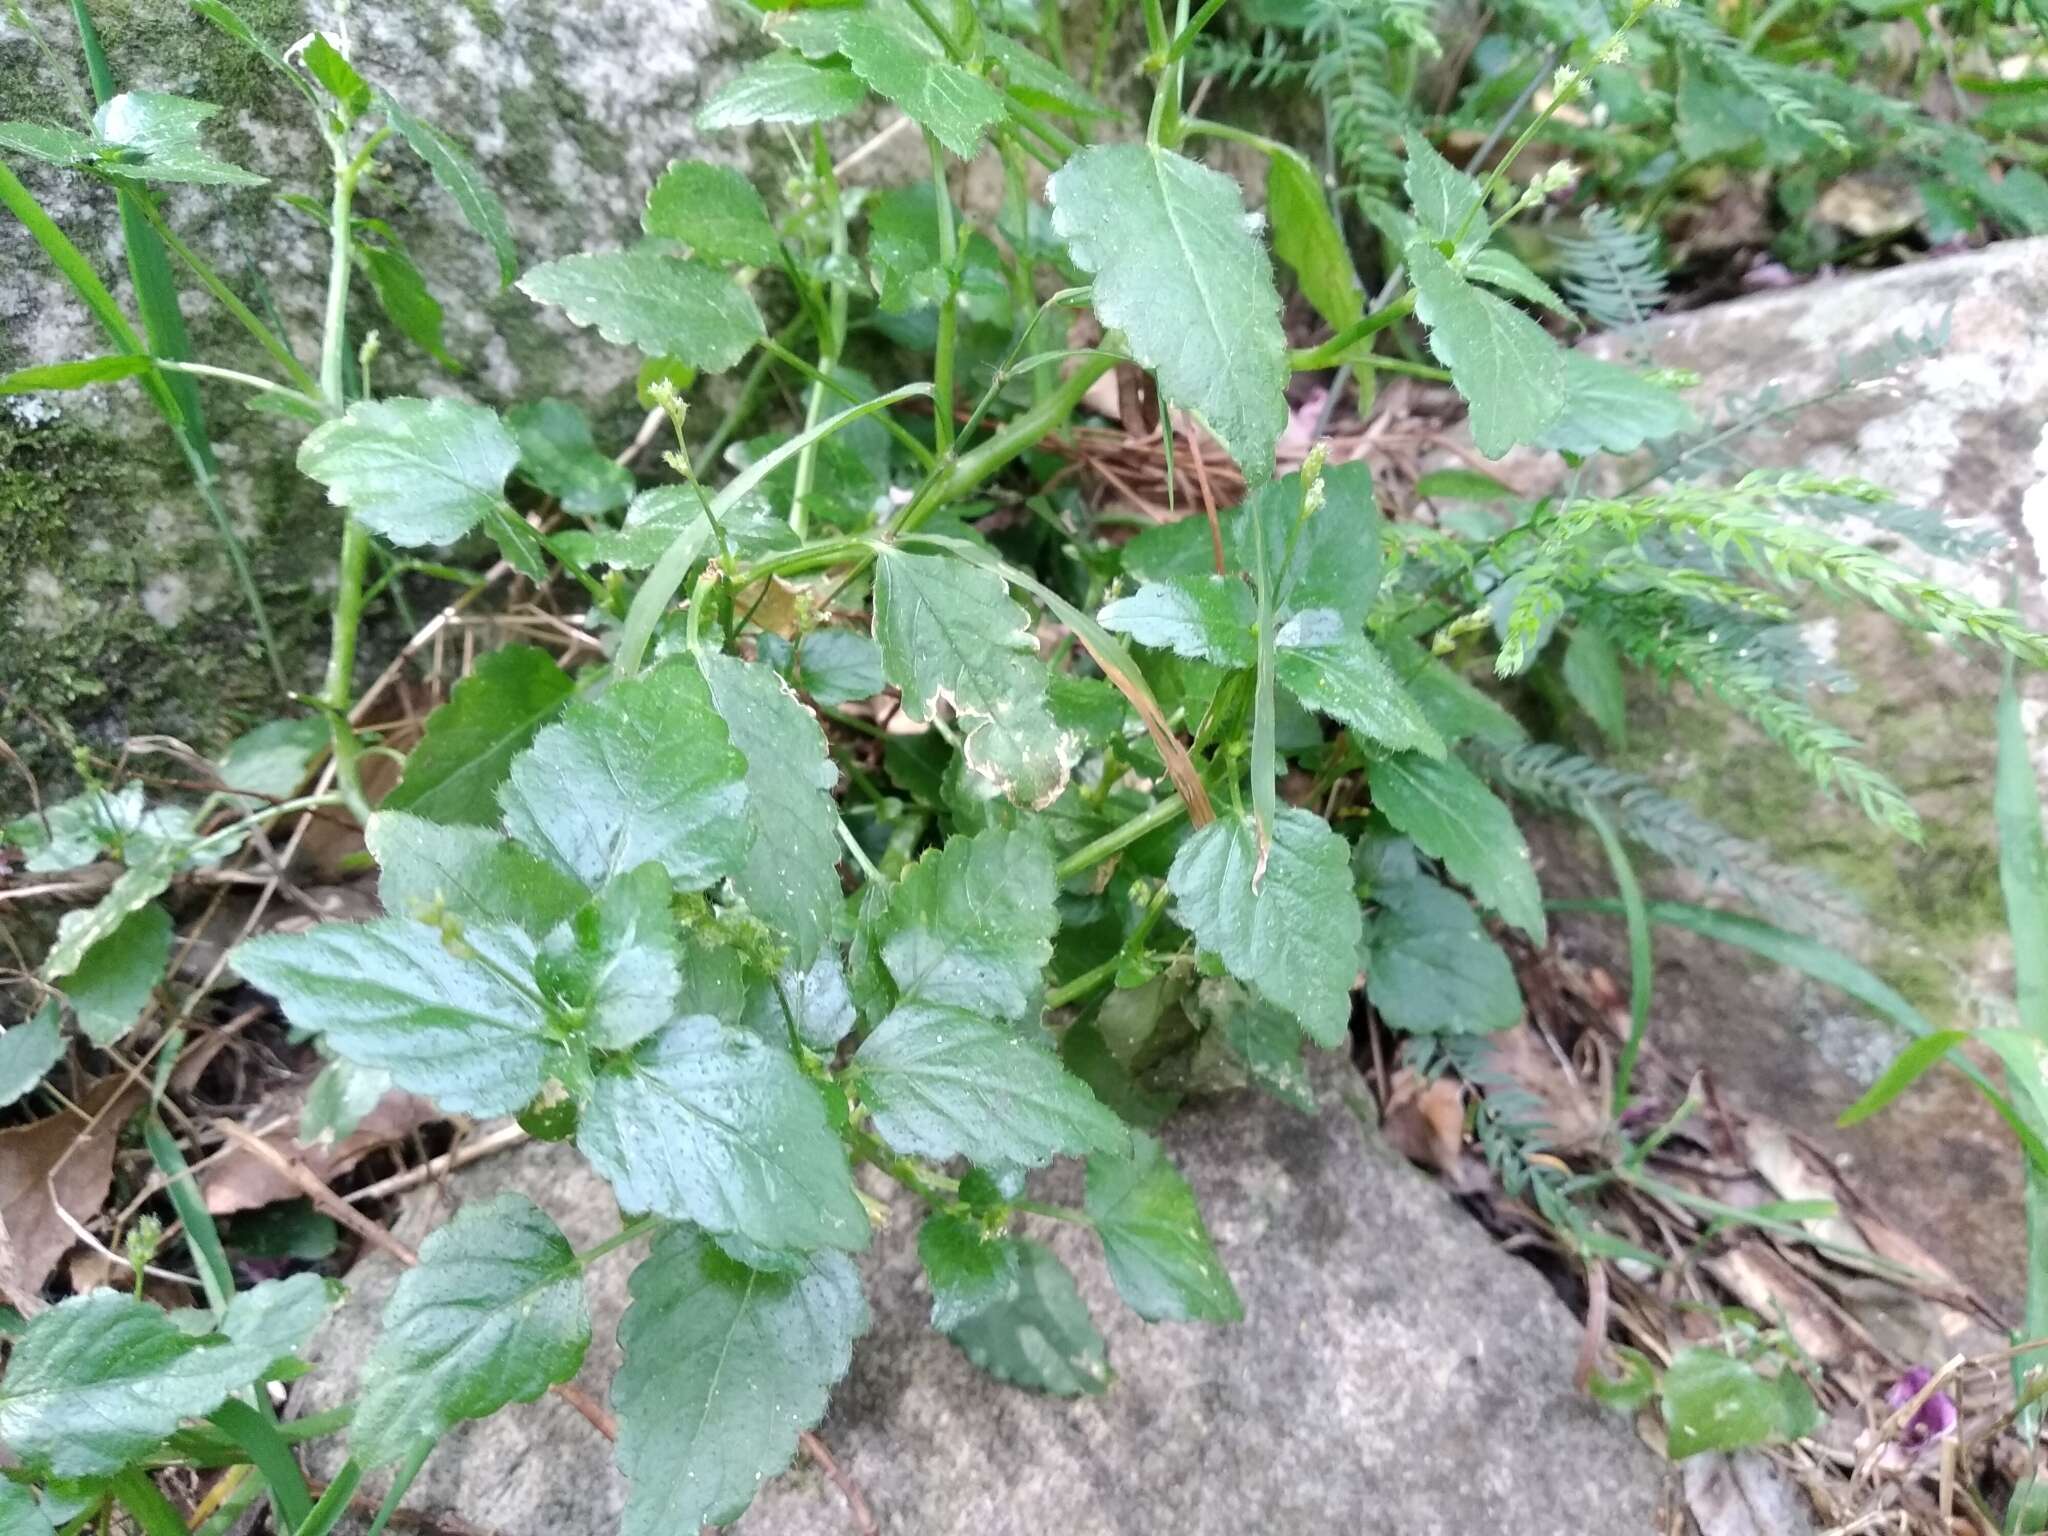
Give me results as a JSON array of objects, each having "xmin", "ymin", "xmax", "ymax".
[{"xmin": 1619, "ymin": 610, "xmax": 2006, "ymax": 1025}]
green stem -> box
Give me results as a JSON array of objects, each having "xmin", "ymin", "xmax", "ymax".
[
  {"xmin": 1013, "ymin": 1199, "xmax": 1091, "ymax": 1224},
  {"xmin": 317, "ymin": 136, "xmax": 372, "ymax": 824},
  {"xmin": 155, "ymin": 358, "xmax": 323, "ymax": 407},
  {"xmin": 107, "ymin": 1470, "xmax": 187, "ymax": 1536},
  {"xmin": 1159, "ymin": 0, "xmax": 1228, "ymax": 65},
  {"xmin": 928, "ymin": 132, "xmax": 959, "ymax": 460},
  {"xmin": 1288, "ymin": 290, "xmax": 1417, "ymax": 371},
  {"xmin": 763, "ymin": 339, "xmax": 936, "ymax": 470},
  {"xmin": 1054, "ymin": 795, "xmax": 1188, "ymax": 881},
  {"xmin": 362, "ymin": 1441, "xmax": 430, "ymax": 1536},
  {"xmin": 790, "ymin": 132, "xmax": 850, "ymax": 540},
  {"xmin": 574, "ymin": 1214, "xmax": 661, "ymax": 1268},
  {"xmin": 294, "ymin": 1460, "xmax": 362, "ymax": 1536}
]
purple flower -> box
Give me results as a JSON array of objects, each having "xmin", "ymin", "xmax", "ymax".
[{"xmin": 1885, "ymin": 1367, "xmax": 1958, "ymax": 1449}]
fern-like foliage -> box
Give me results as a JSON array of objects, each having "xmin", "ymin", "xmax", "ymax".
[
  {"xmin": 1644, "ymin": 1, "xmax": 1850, "ymax": 152},
  {"xmin": 1585, "ymin": 586, "xmax": 1923, "ymax": 840},
  {"xmin": 1554, "ymin": 205, "xmax": 1667, "ymax": 333},
  {"xmin": 1304, "ymin": 0, "xmax": 1440, "ymax": 197},
  {"xmin": 1475, "ymin": 740, "xmax": 1861, "ymax": 933},
  {"xmin": 1405, "ymin": 1033, "xmax": 1584, "ymax": 1233}
]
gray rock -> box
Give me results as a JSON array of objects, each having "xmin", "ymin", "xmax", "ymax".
[
  {"xmin": 298, "ymin": 1056, "xmax": 1666, "ymax": 1535},
  {"xmin": 0, "ymin": 0, "xmax": 744, "ymax": 788},
  {"xmin": 1498, "ymin": 241, "xmax": 2048, "ymax": 1311}
]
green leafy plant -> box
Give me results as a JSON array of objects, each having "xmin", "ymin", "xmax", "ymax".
[{"xmin": 3, "ymin": 0, "xmax": 2045, "ymax": 1530}]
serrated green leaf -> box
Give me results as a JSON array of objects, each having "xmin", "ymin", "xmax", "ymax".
[
  {"xmin": 301, "ymin": 34, "xmax": 369, "ymax": 116},
  {"xmin": 376, "ymin": 91, "xmax": 516, "ymax": 286},
  {"xmin": 918, "ymin": 1211, "xmax": 1022, "ymax": 1330},
  {"xmin": 1367, "ymin": 875, "xmax": 1522, "ymax": 1034},
  {"xmin": 0, "ymin": 1004, "xmax": 63, "ymax": 1109},
  {"xmin": 368, "ymin": 815, "xmax": 587, "ymax": 940},
  {"xmin": 356, "ymin": 228, "xmax": 457, "ymax": 370},
  {"xmin": 1167, "ymin": 807, "xmax": 1362, "ymax": 1047},
  {"xmin": 1402, "ymin": 130, "xmax": 1485, "ymax": 257},
  {"xmin": 518, "ymin": 250, "xmax": 765, "ymax": 373},
  {"xmin": 1267, "ymin": 143, "xmax": 1363, "ymax": 336},
  {"xmin": 872, "ymin": 548, "xmax": 1074, "ymax": 809},
  {"xmin": 745, "ymin": 951, "xmax": 858, "ymax": 1053},
  {"xmin": 792, "ymin": 629, "xmax": 884, "ymax": 706},
  {"xmin": 1407, "ymin": 240, "xmax": 1566, "ymax": 459},
  {"xmin": 351, "ymin": 1193, "xmax": 589, "ymax": 1467},
  {"xmin": 1538, "ymin": 351, "xmax": 1695, "ymax": 456},
  {"xmin": 90, "ymin": 92, "xmax": 264, "ymax": 186},
  {"xmin": 501, "ymin": 663, "xmax": 751, "ymax": 890},
  {"xmin": 1085, "ymin": 1132, "xmax": 1240, "ymax": 1323},
  {"xmin": 535, "ymin": 864, "xmax": 680, "ymax": 1051},
  {"xmin": 232, "ymin": 918, "xmax": 548, "ymax": 1117},
  {"xmin": 1368, "ymin": 751, "xmax": 1545, "ymax": 941},
  {"xmin": 0, "ymin": 1291, "xmax": 278, "ymax": 1478},
  {"xmin": 867, "ymin": 825, "xmax": 1056, "ymax": 1018},
  {"xmin": 1661, "ymin": 1349, "xmax": 1820, "ymax": 1459},
  {"xmin": 8, "ymin": 784, "xmax": 174, "ymax": 874},
  {"xmin": 865, "ymin": 182, "xmax": 952, "ymax": 314},
  {"xmin": 1051, "ymin": 143, "xmax": 1288, "ymax": 483},
  {"xmin": 62, "ymin": 900, "xmax": 171, "ymax": 1046},
  {"xmin": 800, "ymin": 11, "xmax": 1008, "ymax": 158},
  {"xmin": 1274, "ymin": 614, "xmax": 1444, "ymax": 757},
  {"xmin": 700, "ymin": 653, "xmax": 841, "ymax": 968},
  {"xmin": 643, "ymin": 160, "xmax": 780, "ymax": 267},
  {"xmin": 1563, "ymin": 622, "xmax": 1627, "ymax": 744},
  {"xmin": 214, "ymin": 717, "xmax": 326, "ymax": 806},
  {"xmin": 985, "ymin": 33, "xmax": 1111, "ymax": 118},
  {"xmin": 1203, "ymin": 982, "xmax": 1315, "ymax": 1112},
  {"xmin": 507, "ymin": 398, "xmax": 634, "ymax": 514},
  {"xmin": 384, "ymin": 645, "xmax": 574, "ymax": 826},
  {"xmin": 217, "ymin": 1272, "xmax": 335, "ymax": 1371},
  {"xmin": 947, "ymin": 1239, "xmax": 1109, "ymax": 1397},
  {"xmin": 298, "ymin": 397, "xmax": 518, "ymax": 546},
  {"xmin": 1379, "ymin": 633, "xmax": 1528, "ymax": 748},
  {"xmin": 1466, "ymin": 247, "xmax": 1572, "ymax": 316},
  {"xmin": 42, "ymin": 845, "xmax": 184, "ymax": 982},
  {"xmin": 615, "ymin": 1228, "xmax": 866, "ymax": 1533},
  {"xmin": 0, "ymin": 120, "xmax": 96, "ymax": 165},
  {"xmin": 855, "ymin": 1002, "xmax": 1126, "ymax": 1167},
  {"xmin": 0, "ymin": 354, "xmax": 151, "ymax": 392},
  {"xmin": 1098, "ymin": 576, "xmax": 1256, "ymax": 668},
  {"xmin": 0, "ymin": 1479, "xmax": 58, "ymax": 1536},
  {"xmin": 578, "ymin": 1015, "xmax": 868, "ymax": 1252},
  {"xmin": 696, "ymin": 53, "xmax": 867, "ymax": 130}
]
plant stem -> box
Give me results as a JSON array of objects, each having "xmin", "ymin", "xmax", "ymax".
[
  {"xmin": 317, "ymin": 134, "xmax": 372, "ymax": 823},
  {"xmin": 790, "ymin": 131, "xmax": 850, "ymax": 540},
  {"xmin": 1288, "ymin": 290, "xmax": 1417, "ymax": 371},
  {"xmin": 155, "ymin": 358, "xmax": 324, "ymax": 407},
  {"xmin": 1054, "ymin": 794, "xmax": 1189, "ymax": 881},
  {"xmin": 574, "ymin": 1214, "xmax": 661, "ymax": 1268},
  {"xmin": 1159, "ymin": 0, "xmax": 1228, "ymax": 66},
  {"xmin": 928, "ymin": 132, "xmax": 960, "ymax": 460}
]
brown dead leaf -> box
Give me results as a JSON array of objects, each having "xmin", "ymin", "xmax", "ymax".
[
  {"xmin": 1703, "ymin": 1238, "xmax": 1876, "ymax": 1372},
  {"xmin": 201, "ymin": 1089, "xmax": 442, "ymax": 1216},
  {"xmin": 1382, "ymin": 1069, "xmax": 1470, "ymax": 1183},
  {"xmin": 1475, "ymin": 1024, "xmax": 1607, "ymax": 1154},
  {"xmin": 0, "ymin": 1076, "xmax": 145, "ymax": 1313},
  {"xmin": 732, "ymin": 576, "xmax": 804, "ymax": 639}
]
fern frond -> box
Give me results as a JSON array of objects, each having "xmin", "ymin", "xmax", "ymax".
[
  {"xmin": 1554, "ymin": 206, "xmax": 1668, "ymax": 332},
  {"xmin": 1586, "ymin": 588, "xmax": 1924, "ymax": 840},
  {"xmin": 1551, "ymin": 475, "xmax": 2048, "ymax": 669},
  {"xmin": 1407, "ymin": 1034, "xmax": 1582, "ymax": 1230},
  {"xmin": 1303, "ymin": 0, "xmax": 1426, "ymax": 196},
  {"xmin": 1646, "ymin": 2, "xmax": 1850, "ymax": 152},
  {"xmin": 1475, "ymin": 740, "xmax": 1861, "ymax": 932}
]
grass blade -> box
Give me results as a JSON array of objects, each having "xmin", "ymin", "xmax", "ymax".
[{"xmin": 1580, "ymin": 802, "xmax": 1653, "ymax": 1115}]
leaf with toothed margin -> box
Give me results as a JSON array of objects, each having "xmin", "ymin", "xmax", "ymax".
[
  {"xmin": 1272, "ymin": 610, "xmax": 1444, "ymax": 758},
  {"xmin": 350, "ymin": 1194, "xmax": 589, "ymax": 1468},
  {"xmin": 1167, "ymin": 807, "xmax": 1362, "ymax": 1047},
  {"xmin": 367, "ymin": 813, "xmax": 588, "ymax": 939},
  {"xmin": 297, "ymin": 397, "xmax": 519, "ymax": 548},
  {"xmin": 947, "ymin": 1239, "xmax": 1110, "ymax": 1397},
  {"xmin": 1098, "ymin": 576, "xmax": 1256, "ymax": 668},
  {"xmin": 853, "ymin": 1002, "xmax": 1127, "ymax": 1168},
  {"xmin": 382, "ymin": 645, "xmax": 574, "ymax": 828},
  {"xmin": 698, "ymin": 653, "xmax": 842, "ymax": 970},
  {"xmin": 773, "ymin": 7, "xmax": 1007, "ymax": 159},
  {"xmin": 499, "ymin": 663, "xmax": 751, "ymax": 891},
  {"xmin": 231, "ymin": 918, "xmax": 550, "ymax": 1118},
  {"xmin": 1085, "ymin": 1132, "xmax": 1241, "ymax": 1323},
  {"xmin": 576, "ymin": 1014, "xmax": 868, "ymax": 1253},
  {"xmin": 518, "ymin": 250, "xmax": 765, "ymax": 373},
  {"xmin": 862, "ymin": 824, "xmax": 1056, "ymax": 1020},
  {"xmin": 614, "ymin": 1227, "xmax": 867, "ymax": 1534},
  {"xmin": 871, "ymin": 548, "xmax": 1074, "ymax": 810},
  {"xmin": 1368, "ymin": 750, "xmax": 1546, "ymax": 942},
  {"xmin": 695, "ymin": 52, "xmax": 867, "ymax": 131},
  {"xmin": 1050, "ymin": 143, "xmax": 1288, "ymax": 484},
  {"xmin": 917, "ymin": 1212, "xmax": 1022, "ymax": 1331},
  {"xmin": 376, "ymin": 90, "xmax": 516, "ymax": 286}
]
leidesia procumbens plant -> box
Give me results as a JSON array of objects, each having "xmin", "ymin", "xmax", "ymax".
[{"xmin": 5, "ymin": 0, "xmax": 2048, "ymax": 1531}]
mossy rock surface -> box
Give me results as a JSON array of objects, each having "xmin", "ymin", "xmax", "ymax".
[{"xmin": 0, "ymin": 0, "xmax": 748, "ymax": 792}]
